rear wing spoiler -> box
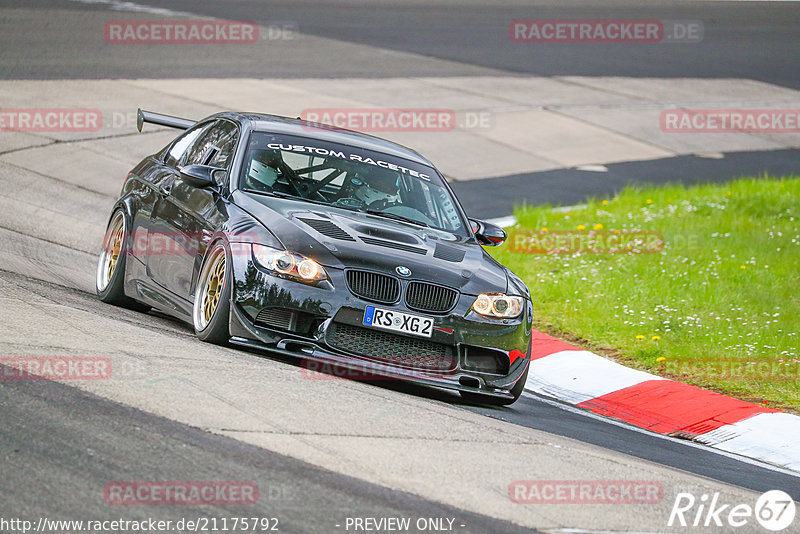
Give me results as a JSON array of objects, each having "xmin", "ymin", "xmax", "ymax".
[{"xmin": 136, "ymin": 108, "xmax": 195, "ymax": 132}]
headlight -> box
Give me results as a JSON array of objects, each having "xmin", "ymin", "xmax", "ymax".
[
  {"xmin": 252, "ymin": 245, "xmax": 328, "ymax": 283},
  {"xmin": 471, "ymin": 294, "xmax": 523, "ymax": 318}
]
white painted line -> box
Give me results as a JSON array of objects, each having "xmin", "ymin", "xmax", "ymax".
[
  {"xmin": 522, "ymin": 392, "xmax": 800, "ymax": 479},
  {"xmin": 574, "ymin": 164, "xmax": 609, "ymax": 172},
  {"xmin": 525, "ymin": 349, "xmax": 664, "ymax": 405},
  {"xmin": 69, "ymin": 0, "xmax": 198, "ymax": 17},
  {"xmin": 524, "ymin": 348, "xmax": 800, "ymax": 474},
  {"xmin": 696, "ymin": 412, "xmax": 800, "ymax": 472}
]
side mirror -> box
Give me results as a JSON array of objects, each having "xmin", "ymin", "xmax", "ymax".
[
  {"xmin": 179, "ymin": 164, "xmax": 225, "ymax": 189},
  {"xmin": 470, "ymin": 219, "xmax": 507, "ymax": 246}
]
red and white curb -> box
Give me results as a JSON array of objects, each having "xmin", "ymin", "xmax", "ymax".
[{"xmin": 523, "ymin": 330, "xmax": 800, "ymax": 473}]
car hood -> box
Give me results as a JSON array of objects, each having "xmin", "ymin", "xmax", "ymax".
[{"xmin": 233, "ymin": 191, "xmax": 508, "ymax": 295}]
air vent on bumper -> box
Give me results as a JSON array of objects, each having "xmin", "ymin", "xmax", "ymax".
[
  {"xmin": 255, "ymin": 307, "xmax": 315, "ymax": 335},
  {"xmin": 462, "ymin": 345, "xmax": 510, "ymax": 375},
  {"xmin": 327, "ymin": 322, "xmax": 455, "ymax": 371}
]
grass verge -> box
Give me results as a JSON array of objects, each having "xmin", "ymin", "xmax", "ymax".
[{"xmin": 490, "ymin": 176, "xmax": 800, "ymax": 411}]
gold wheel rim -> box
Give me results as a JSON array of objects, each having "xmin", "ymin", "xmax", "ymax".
[
  {"xmin": 106, "ymin": 223, "xmax": 123, "ymax": 282},
  {"xmin": 202, "ymin": 254, "xmax": 226, "ymax": 324},
  {"xmin": 97, "ymin": 212, "xmax": 125, "ymax": 292}
]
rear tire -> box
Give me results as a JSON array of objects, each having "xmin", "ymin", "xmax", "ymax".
[
  {"xmin": 193, "ymin": 241, "xmax": 231, "ymax": 345},
  {"xmin": 460, "ymin": 362, "xmax": 529, "ymax": 406},
  {"xmin": 96, "ymin": 210, "xmax": 148, "ymax": 311}
]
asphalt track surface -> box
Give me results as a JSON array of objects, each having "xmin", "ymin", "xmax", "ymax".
[
  {"xmin": 1, "ymin": 271, "xmax": 798, "ymax": 530},
  {"xmin": 453, "ymin": 148, "xmax": 800, "ymax": 219},
  {"xmin": 4, "ymin": 0, "xmax": 800, "ymax": 88},
  {"xmin": 0, "ymin": 361, "xmax": 532, "ymax": 534},
  {"xmin": 4, "ymin": 0, "xmax": 798, "ymax": 219},
  {"xmin": 1, "ymin": 0, "xmax": 799, "ymax": 532}
]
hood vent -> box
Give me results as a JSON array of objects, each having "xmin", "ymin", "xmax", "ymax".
[
  {"xmin": 296, "ymin": 217, "xmax": 355, "ymax": 241},
  {"xmin": 433, "ymin": 243, "xmax": 466, "ymax": 263},
  {"xmin": 361, "ymin": 236, "xmax": 427, "ymax": 255},
  {"xmin": 352, "ymin": 224, "xmax": 419, "ymax": 244}
]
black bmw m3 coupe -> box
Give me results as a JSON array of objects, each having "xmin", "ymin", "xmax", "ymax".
[{"xmin": 97, "ymin": 109, "xmax": 532, "ymax": 405}]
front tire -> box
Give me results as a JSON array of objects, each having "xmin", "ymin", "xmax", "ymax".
[
  {"xmin": 193, "ymin": 241, "xmax": 231, "ymax": 345},
  {"xmin": 96, "ymin": 210, "xmax": 144, "ymax": 310}
]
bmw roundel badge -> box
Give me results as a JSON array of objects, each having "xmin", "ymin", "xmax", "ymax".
[{"xmin": 396, "ymin": 266, "xmax": 412, "ymax": 277}]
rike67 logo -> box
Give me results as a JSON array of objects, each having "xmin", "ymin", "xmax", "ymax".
[{"xmin": 669, "ymin": 490, "xmax": 796, "ymax": 531}]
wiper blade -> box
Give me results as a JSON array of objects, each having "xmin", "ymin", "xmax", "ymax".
[{"xmin": 365, "ymin": 209, "xmax": 429, "ymax": 228}]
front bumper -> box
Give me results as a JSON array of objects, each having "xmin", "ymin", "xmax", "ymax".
[{"xmin": 228, "ymin": 253, "xmax": 532, "ymax": 398}]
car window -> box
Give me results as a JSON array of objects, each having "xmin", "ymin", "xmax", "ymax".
[
  {"xmin": 239, "ymin": 132, "xmax": 466, "ymax": 235},
  {"xmin": 164, "ymin": 122, "xmax": 211, "ymax": 169},
  {"xmin": 184, "ymin": 120, "xmax": 240, "ymax": 174}
]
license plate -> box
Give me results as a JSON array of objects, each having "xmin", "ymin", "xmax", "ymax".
[{"xmin": 363, "ymin": 306, "xmax": 434, "ymax": 338}]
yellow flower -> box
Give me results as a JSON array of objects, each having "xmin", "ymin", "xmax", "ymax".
[
  {"xmin": 577, "ymin": 224, "xmax": 585, "ymax": 230},
  {"xmin": 636, "ymin": 334, "xmax": 645, "ymax": 340},
  {"xmin": 656, "ymin": 356, "xmax": 666, "ymax": 362},
  {"xmin": 593, "ymin": 223, "xmax": 603, "ymax": 230},
  {"xmin": 740, "ymin": 265, "xmax": 747, "ymax": 269},
  {"xmin": 602, "ymin": 200, "xmax": 608, "ymax": 205},
  {"xmin": 646, "ymin": 199, "xmax": 653, "ymax": 204},
  {"xmin": 613, "ymin": 229, "xmax": 620, "ymax": 234},
  {"xmin": 541, "ymin": 227, "xmax": 548, "ymax": 232},
  {"xmin": 652, "ymin": 335, "xmax": 661, "ymax": 340}
]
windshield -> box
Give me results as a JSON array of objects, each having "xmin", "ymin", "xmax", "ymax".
[{"xmin": 239, "ymin": 132, "xmax": 466, "ymax": 235}]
